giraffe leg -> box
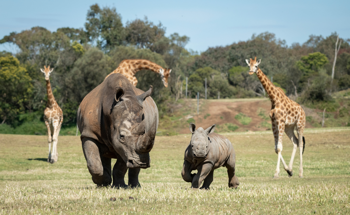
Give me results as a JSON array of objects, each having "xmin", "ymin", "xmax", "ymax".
[
  {"xmin": 274, "ymin": 121, "xmax": 289, "ymax": 178},
  {"xmin": 44, "ymin": 121, "xmax": 52, "ymax": 163},
  {"xmin": 285, "ymin": 125, "xmax": 299, "ymax": 177},
  {"xmin": 297, "ymin": 128, "xmax": 305, "ymax": 178},
  {"xmin": 50, "ymin": 119, "xmax": 60, "ymax": 163}
]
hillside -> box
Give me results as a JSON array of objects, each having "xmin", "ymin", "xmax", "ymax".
[
  {"xmin": 177, "ymin": 98, "xmax": 314, "ymax": 134},
  {"xmin": 158, "ymin": 96, "xmax": 350, "ymax": 135}
]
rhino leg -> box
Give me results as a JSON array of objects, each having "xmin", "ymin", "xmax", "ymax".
[
  {"xmin": 191, "ymin": 163, "xmax": 213, "ymax": 189},
  {"xmin": 82, "ymin": 138, "xmax": 112, "ymax": 186},
  {"xmin": 200, "ymin": 170, "xmax": 214, "ymax": 190},
  {"xmin": 128, "ymin": 168, "xmax": 141, "ymax": 188},
  {"xmin": 112, "ymin": 158, "xmax": 127, "ymax": 188},
  {"xmin": 225, "ymin": 154, "xmax": 239, "ymax": 188},
  {"xmin": 181, "ymin": 160, "xmax": 194, "ymax": 182}
]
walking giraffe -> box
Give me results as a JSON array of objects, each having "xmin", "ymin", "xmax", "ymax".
[
  {"xmin": 40, "ymin": 66, "xmax": 63, "ymax": 164},
  {"xmin": 105, "ymin": 59, "xmax": 171, "ymax": 87},
  {"xmin": 246, "ymin": 57, "xmax": 306, "ymax": 178}
]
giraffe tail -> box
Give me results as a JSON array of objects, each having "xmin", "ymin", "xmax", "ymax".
[{"xmin": 302, "ymin": 136, "xmax": 306, "ymax": 154}]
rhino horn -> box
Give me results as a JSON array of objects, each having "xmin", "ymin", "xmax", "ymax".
[{"xmin": 136, "ymin": 85, "xmax": 153, "ymax": 103}]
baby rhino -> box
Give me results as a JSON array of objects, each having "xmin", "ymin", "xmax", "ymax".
[{"xmin": 181, "ymin": 124, "xmax": 239, "ymax": 189}]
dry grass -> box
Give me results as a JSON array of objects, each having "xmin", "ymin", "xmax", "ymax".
[{"xmin": 0, "ymin": 128, "xmax": 350, "ymax": 214}]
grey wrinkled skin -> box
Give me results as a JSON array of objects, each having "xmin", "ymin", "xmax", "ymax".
[
  {"xmin": 77, "ymin": 74, "xmax": 158, "ymax": 188},
  {"xmin": 181, "ymin": 124, "xmax": 239, "ymax": 189}
]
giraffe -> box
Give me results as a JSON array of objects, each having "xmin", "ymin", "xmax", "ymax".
[
  {"xmin": 245, "ymin": 57, "xmax": 306, "ymax": 178},
  {"xmin": 40, "ymin": 66, "xmax": 63, "ymax": 164},
  {"xmin": 104, "ymin": 59, "xmax": 171, "ymax": 87}
]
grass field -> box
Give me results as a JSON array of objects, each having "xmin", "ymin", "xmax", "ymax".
[{"xmin": 0, "ymin": 128, "xmax": 350, "ymax": 214}]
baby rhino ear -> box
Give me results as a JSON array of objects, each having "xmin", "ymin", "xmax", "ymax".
[
  {"xmin": 189, "ymin": 123, "xmax": 196, "ymax": 134},
  {"xmin": 205, "ymin": 124, "xmax": 215, "ymax": 135}
]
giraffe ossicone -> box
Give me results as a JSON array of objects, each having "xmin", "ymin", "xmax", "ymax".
[
  {"xmin": 246, "ymin": 57, "xmax": 306, "ymax": 178},
  {"xmin": 105, "ymin": 59, "xmax": 171, "ymax": 87},
  {"xmin": 40, "ymin": 65, "xmax": 63, "ymax": 164}
]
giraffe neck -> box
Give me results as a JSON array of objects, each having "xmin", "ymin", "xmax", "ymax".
[
  {"xmin": 256, "ymin": 68, "xmax": 280, "ymax": 104},
  {"xmin": 46, "ymin": 80, "xmax": 57, "ymax": 108},
  {"xmin": 125, "ymin": 60, "xmax": 163, "ymax": 75}
]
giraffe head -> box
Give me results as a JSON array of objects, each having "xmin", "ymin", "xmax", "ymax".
[
  {"xmin": 40, "ymin": 65, "xmax": 54, "ymax": 81},
  {"xmin": 159, "ymin": 68, "xmax": 171, "ymax": 87},
  {"xmin": 245, "ymin": 57, "xmax": 261, "ymax": 75}
]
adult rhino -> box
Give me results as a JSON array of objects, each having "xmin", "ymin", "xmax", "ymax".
[{"xmin": 77, "ymin": 73, "xmax": 158, "ymax": 188}]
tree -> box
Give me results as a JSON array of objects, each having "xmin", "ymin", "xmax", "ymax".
[
  {"xmin": 0, "ymin": 56, "xmax": 33, "ymax": 125},
  {"xmin": 65, "ymin": 47, "xmax": 111, "ymax": 102},
  {"xmin": 85, "ymin": 4, "xmax": 124, "ymax": 51},
  {"xmin": 125, "ymin": 17, "xmax": 166, "ymax": 52},
  {"xmin": 57, "ymin": 27, "xmax": 88, "ymax": 44},
  {"xmin": 296, "ymin": 52, "xmax": 329, "ymax": 86},
  {"xmin": 188, "ymin": 67, "xmax": 234, "ymax": 98}
]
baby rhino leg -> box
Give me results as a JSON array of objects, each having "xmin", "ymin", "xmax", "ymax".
[
  {"xmin": 200, "ymin": 170, "xmax": 214, "ymax": 189},
  {"xmin": 192, "ymin": 163, "xmax": 213, "ymax": 189},
  {"xmin": 181, "ymin": 160, "xmax": 194, "ymax": 182},
  {"xmin": 225, "ymin": 154, "xmax": 239, "ymax": 188}
]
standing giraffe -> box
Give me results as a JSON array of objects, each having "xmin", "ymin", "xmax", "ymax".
[
  {"xmin": 104, "ymin": 59, "xmax": 171, "ymax": 87},
  {"xmin": 40, "ymin": 66, "xmax": 63, "ymax": 164},
  {"xmin": 245, "ymin": 57, "xmax": 306, "ymax": 178}
]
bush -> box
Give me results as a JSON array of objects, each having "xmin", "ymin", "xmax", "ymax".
[
  {"xmin": 235, "ymin": 113, "xmax": 252, "ymax": 125},
  {"xmin": 186, "ymin": 118, "xmax": 195, "ymax": 124},
  {"xmin": 300, "ymin": 75, "xmax": 332, "ymax": 102}
]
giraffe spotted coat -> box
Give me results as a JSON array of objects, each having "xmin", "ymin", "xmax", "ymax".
[
  {"xmin": 105, "ymin": 59, "xmax": 171, "ymax": 87},
  {"xmin": 246, "ymin": 57, "xmax": 306, "ymax": 178}
]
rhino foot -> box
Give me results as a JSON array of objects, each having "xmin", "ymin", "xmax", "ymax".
[{"xmin": 112, "ymin": 183, "xmax": 128, "ymax": 189}]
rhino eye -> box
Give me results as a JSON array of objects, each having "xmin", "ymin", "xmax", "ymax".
[{"xmin": 120, "ymin": 134, "xmax": 125, "ymax": 142}]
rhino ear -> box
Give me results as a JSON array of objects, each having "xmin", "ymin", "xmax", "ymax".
[
  {"xmin": 115, "ymin": 87, "xmax": 124, "ymax": 102},
  {"xmin": 189, "ymin": 123, "xmax": 196, "ymax": 134},
  {"xmin": 205, "ymin": 124, "xmax": 215, "ymax": 135},
  {"xmin": 137, "ymin": 85, "xmax": 153, "ymax": 103}
]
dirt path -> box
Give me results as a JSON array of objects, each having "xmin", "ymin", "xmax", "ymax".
[{"xmin": 180, "ymin": 98, "xmax": 313, "ymax": 134}]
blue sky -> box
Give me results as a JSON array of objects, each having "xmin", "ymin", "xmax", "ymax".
[{"xmin": 0, "ymin": 0, "xmax": 349, "ymax": 53}]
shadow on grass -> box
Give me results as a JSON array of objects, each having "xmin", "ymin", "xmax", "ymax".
[{"xmin": 27, "ymin": 158, "xmax": 47, "ymax": 162}]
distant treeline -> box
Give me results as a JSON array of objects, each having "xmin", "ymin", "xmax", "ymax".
[{"xmin": 0, "ymin": 3, "xmax": 349, "ymax": 129}]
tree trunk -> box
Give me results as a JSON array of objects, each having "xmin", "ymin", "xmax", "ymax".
[
  {"xmin": 291, "ymin": 80, "xmax": 298, "ymax": 98},
  {"xmin": 322, "ymin": 108, "xmax": 326, "ymax": 127},
  {"xmin": 331, "ymin": 36, "xmax": 342, "ymax": 91},
  {"xmin": 1, "ymin": 116, "xmax": 6, "ymax": 124}
]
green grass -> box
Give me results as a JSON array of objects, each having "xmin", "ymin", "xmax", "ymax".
[
  {"xmin": 235, "ymin": 113, "xmax": 252, "ymax": 125},
  {"xmin": 204, "ymin": 113, "xmax": 210, "ymax": 119},
  {"xmin": 216, "ymin": 123, "xmax": 239, "ymax": 132},
  {"xmin": 1, "ymin": 128, "xmax": 350, "ymax": 214}
]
